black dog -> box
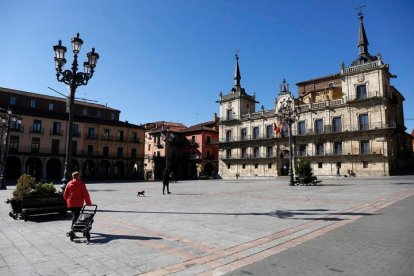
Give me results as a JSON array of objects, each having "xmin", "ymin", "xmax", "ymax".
[{"xmin": 137, "ymin": 190, "xmax": 145, "ymax": 197}]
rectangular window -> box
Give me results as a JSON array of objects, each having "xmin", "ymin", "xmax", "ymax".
[
  {"xmin": 191, "ymin": 135, "xmax": 196, "ymax": 143},
  {"xmin": 225, "ymin": 130, "xmax": 232, "ymax": 142},
  {"xmin": 227, "ymin": 164, "xmax": 231, "ymax": 169},
  {"xmin": 226, "ymin": 109, "xmax": 233, "ymax": 120},
  {"xmin": 31, "ymin": 138, "xmax": 40, "ymax": 153},
  {"xmin": 51, "ymin": 139, "xmax": 59, "ymax": 154},
  {"xmin": 103, "ymin": 146, "xmax": 109, "ymax": 157},
  {"xmin": 226, "ymin": 149, "xmax": 232, "ymax": 159},
  {"xmin": 148, "ymin": 144, "xmax": 151, "ymax": 151},
  {"xmin": 30, "ymin": 99, "xmax": 36, "ymax": 108},
  {"xmin": 87, "ymin": 145, "xmax": 94, "ymax": 155},
  {"xmin": 9, "ymin": 136, "xmax": 19, "ymax": 153},
  {"xmin": 316, "ymin": 143, "xmax": 324, "ymax": 156},
  {"xmin": 254, "ymin": 163, "xmax": 258, "ymax": 169},
  {"xmin": 363, "ymin": 161, "xmax": 369, "ymax": 168},
  {"xmin": 334, "ymin": 142, "xmax": 342, "ymax": 155},
  {"xmin": 32, "ymin": 120, "xmax": 42, "ymax": 133},
  {"xmin": 266, "ymin": 125, "xmax": 273, "ymax": 138},
  {"xmin": 48, "ymin": 103, "xmax": 54, "ymax": 111},
  {"xmin": 117, "ymin": 130, "xmax": 124, "ymax": 141},
  {"xmin": 103, "ymin": 129, "xmax": 110, "ymax": 140},
  {"xmin": 52, "ymin": 122, "xmax": 61, "ymax": 135},
  {"xmin": 73, "ymin": 124, "xmax": 80, "ymax": 137},
  {"xmin": 83, "ymin": 108, "xmax": 88, "ymax": 116},
  {"xmin": 360, "ymin": 140, "xmax": 370, "ymax": 154},
  {"xmin": 96, "ymin": 110, "xmax": 101, "ymax": 117},
  {"xmin": 332, "ymin": 117, "xmax": 342, "ymax": 133},
  {"xmin": 356, "ymin": 84, "xmax": 367, "ymax": 100},
  {"xmin": 242, "ymin": 164, "xmax": 246, "ymax": 169},
  {"xmin": 117, "ymin": 147, "xmax": 123, "ymax": 157},
  {"xmin": 241, "ymin": 128, "xmax": 247, "ymax": 140},
  {"xmin": 314, "ymin": 119, "xmax": 324, "ymax": 134},
  {"xmin": 206, "ymin": 135, "xmax": 211, "ymax": 144},
  {"xmin": 298, "ymin": 121, "xmax": 306, "ymax": 135},
  {"xmin": 253, "ymin": 147, "xmax": 260, "ymax": 158},
  {"xmin": 358, "ymin": 114, "xmax": 369, "ymax": 130},
  {"xmin": 241, "ymin": 148, "xmax": 247, "ymax": 158},
  {"xmin": 252, "ymin": 126, "xmax": 260, "ymax": 139},
  {"xmin": 268, "ymin": 163, "xmax": 272, "ymax": 169},
  {"xmin": 267, "ymin": 146, "xmax": 273, "ymax": 157},
  {"xmin": 131, "ymin": 148, "xmax": 137, "ymax": 158},
  {"xmin": 318, "ymin": 162, "xmax": 323, "ymax": 168},
  {"xmin": 132, "ymin": 132, "xmax": 138, "ymax": 142},
  {"xmin": 111, "ymin": 113, "xmax": 115, "ymax": 120},
  {"xmin": 10, "ymin": 96, "xmax": 16, "ymax": 105},
  {"xmin": 88, "ymin": 127, "xmax": 95, "ymax": 139},
  {"xmin": 299, "ymin": 144, "xmax": 307, "ymax": 156}
]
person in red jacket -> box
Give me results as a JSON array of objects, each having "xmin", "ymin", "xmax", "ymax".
[{"xmin": 63, "ymin": 171, "xmax": 92, "ymax": 232}]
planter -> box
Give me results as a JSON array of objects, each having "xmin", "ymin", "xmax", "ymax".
[{"xmin": 6, "ymin": 194, "xmax": 67, "ymax": 221}]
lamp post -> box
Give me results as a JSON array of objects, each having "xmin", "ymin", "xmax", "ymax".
[
  {"xmin": 53, "ymin": 33, "xmax": 99, "ymax": 189},
  {"xmin": 276, "ymin": 98, "xmax": 300, "ymax": 186},
  {"xmin": 161, "ymin": 127, "xmax": 175, "ymax": 171},
  {"xmin": 0, "ymin": 109, "xmax": 21, "ymax": 190}
]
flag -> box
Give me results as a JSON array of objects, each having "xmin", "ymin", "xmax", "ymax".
[{"xmin": 274, "ymin": 122, "xmax": 281, "ymax": 135}]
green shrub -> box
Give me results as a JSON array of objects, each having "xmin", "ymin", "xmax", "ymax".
[
  {"xmin": 12, "ymin": 174, "xmax": 37, "ymax": 199},
  {"xmin": 12, "ymin": 175, "xmax": 58, "ymax": 199},
  {"xmin": 296, "ymin": 159, "xmax": 313, "ymax": 177},
  {"xmin": 33, "ymin": 183, "xmax": 57, "ymax": 196}
]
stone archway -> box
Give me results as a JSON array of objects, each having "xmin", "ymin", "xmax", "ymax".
[
  {"xmin": 82, "ymin": 160, "xmax": 95, "ymax": 179},
  {"xmin": 46, "ymin": 158, "xmax": 62, "ymax": 181},
  {"xmin": 204, "ymin": 162, "xmax": 214, "ymax": 177},
  {"xmin": 5, "ymin": 156, "xmax": 21, "ymax": 180},
  {"xmin": 114, "ymin": 161, "xmax": 125, "ymax": 179},
  {"xmin": 99, "ymin": 160, "xmax": 111, "ymax": 179},
  {"xmin": 26, "ymin": 157, "xmax": 42, "ymax": 180}
]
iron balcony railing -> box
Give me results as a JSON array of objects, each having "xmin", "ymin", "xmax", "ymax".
[{"xmin": 219, "ymin": 122, "xmax": 395, "ymax": 143}]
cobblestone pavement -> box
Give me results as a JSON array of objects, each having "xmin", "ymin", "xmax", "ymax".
[{"xmin": 1, "ymin": 176, "xmax": 413, "ymax": 275}]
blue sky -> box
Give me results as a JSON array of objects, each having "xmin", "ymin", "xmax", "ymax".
[{"xmin": 1, "ymin": 0, "xmax": 413, "ymax": 132}]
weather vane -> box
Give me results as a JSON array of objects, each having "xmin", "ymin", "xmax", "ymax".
[{"xmin": 356, "ymin": 3, "xmax": 366, "ymax": 17}]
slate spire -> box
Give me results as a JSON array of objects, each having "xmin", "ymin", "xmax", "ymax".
[
  {"xmin": 234, "ymin": 50, "xmax": 241, "ymax": 88},
  {"xmin": 358, "ymin": 13, "xmax": 369, "ymax": 58}
]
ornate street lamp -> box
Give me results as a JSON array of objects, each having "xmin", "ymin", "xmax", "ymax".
[
  {"xmin": 53, "ymin": 33, "xmax": 99, "ymax": 189},
  {"xmin": 0, "ymin": 109, "xmax": 21, "ymax": 190},
  {"xmin": 276, "ymin": 98, "xmax": 300, "ymax": 186}
]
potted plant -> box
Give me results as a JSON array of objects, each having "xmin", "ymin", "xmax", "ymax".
[{"xmin": 6, "ymin": 174, "xmax": 67, "ymax": 220}]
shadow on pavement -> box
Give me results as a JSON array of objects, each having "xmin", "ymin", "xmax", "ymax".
[
  {"xmin": 88, "ymin": 233, "xmax": 162, "ymax": 244},
  {"xmin": 97, "ymin": 208, "xmax": 374, "ymax": 221}
]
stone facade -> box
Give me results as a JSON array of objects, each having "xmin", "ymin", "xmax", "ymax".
[
  {"xmin": 217, "ymin": 15, "xmax": 412, "ymax": 179},
  {"xmin": 0, "ymin": 87, "xmax": 145, "ymax": 181}
]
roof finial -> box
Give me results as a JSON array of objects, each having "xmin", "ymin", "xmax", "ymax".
[
  {"xmin": 234, "ymin": 48, "xmax": 241, "ymax": 88},
  {"xmin": 280, "ymin": 78, "xmax": 289, "ymax": 94}
]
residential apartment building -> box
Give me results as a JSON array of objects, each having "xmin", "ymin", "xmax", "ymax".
[
  {"xmin": 144, "ymin": 119, "xmax": 219, "ymax": 180},
  {"xmin": 0, "ymin": 87, "xmax": 145, "ymax": 181},
  {"xmin": 217, "ymin": 14, "xmax": 412, "ymax": 178}
]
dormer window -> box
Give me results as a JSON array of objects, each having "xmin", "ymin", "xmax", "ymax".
[
  {"xmin": 10, "ymin": 96, "xmax": 16, "ymax": 105},
  {"xmin": 30, "ymin": 99, "xmax": 36, "ymax": 108},
  {"xmin": 49, "ymin": 103, "xmax": 54, "ymax": 111},
  {"xmin": 83, "ymin": 108, "xmax": 88, "ymax": 116}
]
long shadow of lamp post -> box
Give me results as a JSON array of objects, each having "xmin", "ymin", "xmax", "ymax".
[
  {"xmin": 276, "ymin": 98, "xmax": 300, "ymax": 186},
  {"xmin": 0, "ymin": 109, "xmax": 21, "ymax": 190},
  {"xmin": 53, "ymin": 33, "xmax": 99, "ymax": 190}
]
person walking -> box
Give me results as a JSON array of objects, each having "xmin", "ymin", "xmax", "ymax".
[
  {"xmin": 63, "ymin": 171, "xmax": 92, "ymax": 235},
  {"xmin": 162, "ymin": 168, "xmax": 171, "ymax": 195}
]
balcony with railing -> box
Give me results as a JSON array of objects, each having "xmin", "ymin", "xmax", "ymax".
[
  {"xmin": 30, "ymin": 127, "xmax": 44, "ymax": 134},
  {"xmin": 86, "ymin": 133, "xmax": 98, "ymax": 140},
  {"xmin": 341, "ymin": 60, "xmax": 383, "ymax": 74},
  {"xmin": 10, "ymin": 125, "xmax": 24, "ymax": 132},
  {"xmin": 101, "ymin": 134, "xmax": 113, "ymax": 141}
]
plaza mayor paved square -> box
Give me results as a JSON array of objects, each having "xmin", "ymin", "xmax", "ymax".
[{"xmin": 1, "ymin": 176, "xmax": 413, "ymax": 275}]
